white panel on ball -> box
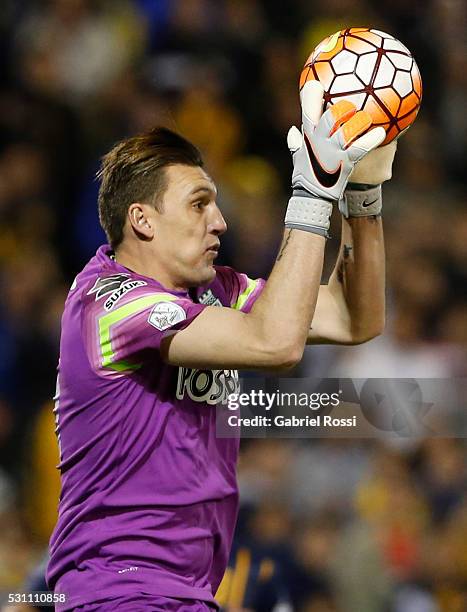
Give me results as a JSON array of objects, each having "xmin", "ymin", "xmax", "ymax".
[
  {"xmin": 387, "ymin": 52, "xmax": 412, "ymax": 71},
  {"xmin": 331, "ymin": 50, "xmax": 358, "ymax": 74},
  {"xmin": 393, "ymin": 71, "xmax": 413, "ymax": 97},
  {"xmin": 383, "ymin": 38, "xmax": 410, "ymax": 53},
  {"xmin": 372, "ymin": 29, "xmax": 394, "ymax": 40},
  {"xmin": 373, "ymin": 56, "xmax": 395, "ymax": 88},
  {"xmin": 328, "ymin": 92, "xmax": 367, "ymax": 110},
  {"xmin": 330, "ymin": 74, "xmax": 364, "ymax": 94},
  {"xmin": 356, "ymin": 54, "xmax": 378, "ymax": 84}
]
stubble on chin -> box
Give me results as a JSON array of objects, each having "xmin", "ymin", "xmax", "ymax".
[{"xmin": 190, "ymin": 263, "xmax": 217, "ymax": 288}]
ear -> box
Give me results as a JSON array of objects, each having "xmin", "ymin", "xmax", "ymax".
[{"xmin": 127, "ymin": 203, "xmax": 155, "ymax": 240}]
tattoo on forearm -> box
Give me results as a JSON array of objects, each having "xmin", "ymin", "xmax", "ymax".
[
  {"xmin": 277, "ymin": 229, "xmax": 293, "ymax": 261},
  {"xmin": 337, "ymin": 261, "xmax": 344, "ymax": 284},
  {"xmin": 337, "ymin": 244, "xmax": 353, "ymax": 284}
]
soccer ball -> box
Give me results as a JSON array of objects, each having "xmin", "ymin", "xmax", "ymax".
[{"xmin": 300, "ymin": 28, "xmax": 422, "ymax": 145}]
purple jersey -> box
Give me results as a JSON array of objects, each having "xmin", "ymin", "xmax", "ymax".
[{"xmin": 47, "ymin": 245, "xmax": 264, "ymax": 611}]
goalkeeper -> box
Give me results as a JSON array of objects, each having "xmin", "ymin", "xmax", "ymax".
[{"xmin": 47, "ymin": 82, "xmax": 393, "ymax": 611}]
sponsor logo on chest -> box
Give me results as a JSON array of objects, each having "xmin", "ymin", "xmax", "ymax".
[
  {"xmin": 88, "ymin": 274, "xmax": 131, "ymax": 300},
  {"xmin": 88, "ymin": 274, "xmax": 147, "ymax": 309},
  {"xmin": 104, "ymin": 280, "xmax": 147, "ymax": 310}
]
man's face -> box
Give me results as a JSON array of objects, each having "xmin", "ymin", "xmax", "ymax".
[{"xmin": 151, "ymin": 164, "xmax": 227, "ymax": 289}]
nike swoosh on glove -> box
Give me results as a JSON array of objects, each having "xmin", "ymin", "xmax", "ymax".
[{"xmin": 285, "ymin": 81, "xmax": 386, "ymax": 235}]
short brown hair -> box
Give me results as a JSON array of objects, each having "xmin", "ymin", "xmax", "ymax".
[{"xmin": 97, "ymin": 127, "xmax": 203, "ymax": 249}]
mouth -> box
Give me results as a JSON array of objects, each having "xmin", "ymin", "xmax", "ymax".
[{"xmin": 205, "ymin": 243, "xmax": 220, "ymax": 256}]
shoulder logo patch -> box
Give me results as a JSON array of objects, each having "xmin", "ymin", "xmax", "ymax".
[
  {"xmin": 148, "ymin": 302, "xmax": 186, "ymax": 331},
  {"xmin": 88, "ymin": 274, "xmax": 131, "ymax": 300}
]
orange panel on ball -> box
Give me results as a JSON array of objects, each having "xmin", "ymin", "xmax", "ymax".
[
  {"xmin": 375, "ymin": 88, "xmax": 402, "ymax": 117},
  {"xmin": 344, "ymin": 36, "xmax": 376, "ymax": 54},
  {"xmin": 299, "ymin": 65, "xmax": 313, "ymax": 89},
  {"xmin": 399, "ymin": 92, "xmax": 421, "ymax": 117},
  {"xmin": 384, "ymin": 125, "xmax": 399, "ymax": 144},
  {"xmin": 411, "ymin": 69, "xmax": 423, "ymax": 98},
  {"xmin": 364, "ymin": 96, "xmax": 392, "ymax": 123},
  {"xmin": 313, "ymin": 62, "xmax": 335, "ymax": 90},
  {"xmin": 351, "ymin": 30, "xmax": 383, "ymax": 47},
  {"xmin": 397, "ymin": 108, "xmax": 419, "ymax": 132}
]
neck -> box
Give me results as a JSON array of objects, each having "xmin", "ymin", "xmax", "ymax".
[{"xmin": 114, "ymin": 243, "xmax": 187, "ymax": 292}]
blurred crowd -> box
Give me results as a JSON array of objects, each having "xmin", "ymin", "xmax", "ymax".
[
  {"xmin": 0, "ymin": 1, "xmax": 465, "ymax": 611},
  {"xmin": 235, "ymin": 437, "xmax": 467, "ymax": 611}
]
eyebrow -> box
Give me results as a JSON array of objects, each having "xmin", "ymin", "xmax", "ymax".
[{"xmin": 188, "ymin": 185, "xmax": 217, "ymax": 198}]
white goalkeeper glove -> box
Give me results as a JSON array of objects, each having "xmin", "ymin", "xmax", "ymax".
[
  {"xmin": 340, "ymin": 140, "xmax": 397, "ymax": 218},
  {"xmin": 285, "ymin": 81, "xmax": 386, "ymax": 236}
]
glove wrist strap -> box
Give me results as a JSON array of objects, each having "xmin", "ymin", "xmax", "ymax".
[
  {"xmin": 340, "ymin": 184, "xmax": 382, "ymax": 218},
  {"xmin": 285, "ymin": 190, "xmax": 333, "ymax": 237}
]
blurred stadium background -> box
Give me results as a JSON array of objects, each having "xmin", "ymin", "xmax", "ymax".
[{"xmin": 0, "ymin": 1, "xmax": 466, "ymax": 611}]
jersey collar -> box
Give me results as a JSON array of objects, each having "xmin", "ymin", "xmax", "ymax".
[{"xmin": 95, "ymin": 245, "xmax": 190, "ymax": 297}]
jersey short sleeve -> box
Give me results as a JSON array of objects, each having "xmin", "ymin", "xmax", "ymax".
[
  {"xmin": 81, "ymin": 282, "xmax": 206, "ymax": 374},
  {"xmin": 213, "ymin": 266, "xmax": 265, "ymax": 313}
]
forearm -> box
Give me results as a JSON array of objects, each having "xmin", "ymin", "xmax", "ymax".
[
  {"xmin": 327, "ymin": 215, "xmax": 385, "ymax": 341},
  {"xmin": 249, "ymin": 228, "xmax": 326, "ymax": 361}
]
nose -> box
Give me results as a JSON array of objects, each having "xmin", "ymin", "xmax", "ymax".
[{"xmin": 208, "ymin": 204, "xmax": 227, "ymax": 236}]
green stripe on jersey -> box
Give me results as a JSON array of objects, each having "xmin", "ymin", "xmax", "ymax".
[
  {"xmin": 232, "ymin": 277, "xmax": 259, "ymax": 311},
  {"xmin": 98, "ymin": 293, "xmax": 177, "ymax": 370}
]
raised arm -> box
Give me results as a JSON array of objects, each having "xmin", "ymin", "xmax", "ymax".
[
  {"xmin": 161, "ymin": 83, "xmax": 385, "ymax": 370},
  {"xmin": 308, "ymin": 142, "xmax": 396, "ymax": 344},
  {"xmin": 308, "ymin": 215, "xmax": 385, "ymax": 344},
  {"xmin": 162, "ymin": 229, "xmax": 325, "ymax": 370}
]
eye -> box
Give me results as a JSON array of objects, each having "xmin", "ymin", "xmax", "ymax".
[{"xmin": 192, "ymin": 200, "xmax": 204, "ymax": 210}]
